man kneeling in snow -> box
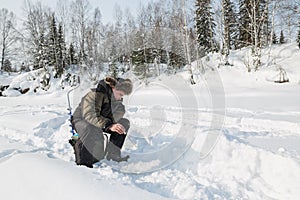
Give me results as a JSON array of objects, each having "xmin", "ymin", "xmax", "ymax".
[{"xmin": 72, "ymin": 77, "xmax": 133, "ymax": 168}]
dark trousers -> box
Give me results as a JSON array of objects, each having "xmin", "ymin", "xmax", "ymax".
[
  {"xmin": 72, "ymin": 118, "xmax": 130, "ymax": 167},
  {"xmin": 73, "ymin": 120, "xmax": 105, "ymax": 167},
  {"xmin": 107, "ymin": 118, "xmax": 130, "ymax": 149}
]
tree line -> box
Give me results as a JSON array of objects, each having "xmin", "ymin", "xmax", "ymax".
[
  {"xmin": 0, "ymin": 0, "xmax": 299, "ymax": 81},
  {"xmin": 196, "ymin": 0, "xmax": 300, "ymax": 73}
]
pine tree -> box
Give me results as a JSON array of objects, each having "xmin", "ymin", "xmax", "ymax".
[
  {"xmin": 195, "ymin": 0, "xmax": 216, "ymax": 53},
  {"xmin": 279, "ymin": 30, "xmax": 285, "ymax": 44}
]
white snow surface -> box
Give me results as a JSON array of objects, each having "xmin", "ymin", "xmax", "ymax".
[{"xmin": 0, "ymin": 43, "xmax": 300, "ymax": 199}]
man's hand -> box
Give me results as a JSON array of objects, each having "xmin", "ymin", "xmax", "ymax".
[{"xmin": 109, "ymin": 123, "xmax": 125, "ymax": 134}]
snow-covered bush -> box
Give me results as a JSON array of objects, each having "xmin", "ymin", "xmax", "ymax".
[
  {"xmin": 39, "ymin": 70, "xmax": 51, "ymax": 91},
  {"xmin": 1, "ymin": 68, "xmax": 52, "ymax": 96},
  {"xmin": 59, "ymin": 72, "xmax": 80, "ymax": 89}
]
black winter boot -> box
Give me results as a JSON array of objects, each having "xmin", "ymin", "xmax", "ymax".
[{"xmin": 106, "ymin": 142, "xmax": 129, "ymax": 162}]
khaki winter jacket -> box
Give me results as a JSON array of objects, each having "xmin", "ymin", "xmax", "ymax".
[{"xmin": 72, "ymin": 82, "xmax": 125, "ymax": 130}]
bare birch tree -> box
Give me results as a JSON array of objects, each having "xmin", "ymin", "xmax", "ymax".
[
  {"xmin": 85, "ymin": 7, "xmax": 103, "ymax": 80},
  {"xmin": 182, "ymin": 0, "xmax": 195, "ymax": 84},
  {"xmin": 70, "ymin": 0, "xmax": 91, "ymax": 64},
  {"xmin": 56, "ymin": 0, "xmax": 70, "ymax": 41},
  {"xmin": 22, "ymin": 0, "xmax": 50, "ymax": 69},
  {"xmin": 0, "ymin": 8, "xmax": 18, "ymax": 72}
]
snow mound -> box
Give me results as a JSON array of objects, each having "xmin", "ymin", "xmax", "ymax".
[{"xmin": 0, "ymin": 153, "xmax": 171, "ymax": 200}]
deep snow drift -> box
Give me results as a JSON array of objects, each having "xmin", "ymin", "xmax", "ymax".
[{"xmin": 0, "ymin": 43, "xmax": 299, "ymax": 200}]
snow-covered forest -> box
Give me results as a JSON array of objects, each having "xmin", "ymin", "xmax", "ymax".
[{"xmin": 0, "ymin": 0, "xmax": 299, "ymax": 85}]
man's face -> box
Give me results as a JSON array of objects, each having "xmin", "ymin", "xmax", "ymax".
[{"xmin": 113, "ymin": 88, "xmax": 126, "ymax": 100}]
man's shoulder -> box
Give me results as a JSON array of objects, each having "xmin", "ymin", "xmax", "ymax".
[{"xmin": 96, "ymin": 80, "xmax": 109, "ymax": 93}]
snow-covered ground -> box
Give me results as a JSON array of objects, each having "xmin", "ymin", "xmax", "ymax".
[{"xmin": 0, "ymin": 43, "xmax": 299, "ymax": 199}]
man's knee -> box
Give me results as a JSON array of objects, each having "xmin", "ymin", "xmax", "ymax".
[{"xmin": 118, "ymin": 118, "xmax": 130, "ymax": 131}]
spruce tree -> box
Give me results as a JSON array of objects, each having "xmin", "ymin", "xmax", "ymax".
[
  {"xmin": 33, "ymin": 31, "xmax": 46, "ymax": 70},
  {"xmin": 195, "ymin": 0, "xmax": 216, "ymax": 53},
  {"xmin": 260, "ymin": 0, "xmax": 271, "ymax": 46},
  {"xmin": 272, "ymin": 32, "xmax": 277, "ymax": 44},
  {"xmin": 238, "ymin": 0, "xmax": 268, "ymax": 48},
  {"xmin": 109, "ymin": 44, "xmax": 118, "ymax": 78},
  {"xmin": 238, "ymin": 0, "xmax": 267, "ymax": 70},
  {"xmin": 169, "ymin": 33, "xmax": 186, "ymax": 70},
  {"xmin": 131, "ymin": 48, "xmax": 150, "ymax": 81},
  {"xmin": 223, "ymin": 0, "xmax": 238, "ymax": 50},
  {"xmin": 56, "ymin": 24, "xmax": 66, "ymax": 77},
  {"xmin": 47, "ymin": 13, "xmax": 59, "ymax": 76},
  {"xmin": 297, "ymin": 23, "xmax": 300, "ymax": 49},
  {"xmin": 238, "ymin": 0, "xmax": 251, "ymax": 48},
  {"xmin": 279, "ymin": 30, "xmax": 285, "ymax": 44},
  {"xmin": 68, "ymin": 43, "xmax": 77, "ymax": 65},
  {"xmin": 222, "ymin": 0, "xmax": 238, "ymax": 65},
  {"xmin": 3, "ymin": 59, "xmax": 12, "ymax": 72}
]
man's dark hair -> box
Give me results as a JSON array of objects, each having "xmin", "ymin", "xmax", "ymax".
[{"xmin": 104, "ymin": 77, "xmax": 133, "ymax": 95}]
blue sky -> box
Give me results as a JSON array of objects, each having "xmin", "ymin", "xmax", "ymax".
[{"xmin": 0, "ymin": 0, "xmax": 153, "ymax": 23}]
